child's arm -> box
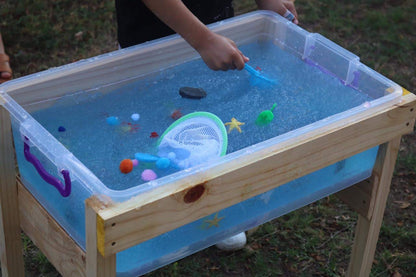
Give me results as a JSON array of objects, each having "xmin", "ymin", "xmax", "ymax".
[
  {"xmin": 256, "ymin": 0, "xmax": 299, "ymax": 24},
  {"xmin": 142, "ymin": 0, "xmax": 249, "ymax": 71}
]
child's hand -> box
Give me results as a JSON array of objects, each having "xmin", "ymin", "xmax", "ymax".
[
  {"xmin": 142, "ymin": 0, "xmax": 249, "ymax": 71},
  {"xmin": 256, "ymin": 0, "xmax": 299, "ymax": 24},
  {"xmin": 195, "ymin": 32, "xmax": 249, "ymax": 71}
]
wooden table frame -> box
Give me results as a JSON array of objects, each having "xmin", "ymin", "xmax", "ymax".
[{"xmin": 1, "ymin": 92, "xmax": 415, "ymax": 277}]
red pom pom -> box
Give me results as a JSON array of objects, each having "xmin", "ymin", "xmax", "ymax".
[{"xmin": 119, "ymin": 159, "xmax": 133, "ymax": 174}]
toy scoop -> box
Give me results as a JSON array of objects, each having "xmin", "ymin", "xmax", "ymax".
[
  {"xmin": 134, "ymin": 152, "xmax": 171, "ymax": 169},
  {"xmin": 244, "ymin": 64, "xmax": 277, "ymax": 88},
  {"xmin": 256, "ymin": 103, "xmax": 277, "ymax": 126}
]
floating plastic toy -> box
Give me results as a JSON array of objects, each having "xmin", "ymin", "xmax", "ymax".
[
  {"xmin": 157, "ymin": 112, "xmax": 228, "ymax": 169},
  {"xmin": 156, "ymin": 157, "xmax": 170, "ymax": 169},
  {"xmin": 119, "ymin": 159, "xmax": 133, "ymax": 174},
  {"xmin": 133, "ymin": 152, "xmax": 171, "ymax": 169},
  {"xmin": 179, "ymin": 87, "xmax": 207, "ymax": 99},
  {"xmin": 224, "ymin": 117, "xmax": 245, "ymax": 133},
  {"xmin": 141, "ymin": 169, "xmax": 157, "ymax": 181},
  {"xmin": 256, "ymin": 103, "xmax": 277, "ymax": 126},
  {"xmin": 134, "ymin": 152, "xmax": 160, "ymax": 163},
  {"xmin": 244, "ymin": 64, "xmax": 277, "ymax": 88}
]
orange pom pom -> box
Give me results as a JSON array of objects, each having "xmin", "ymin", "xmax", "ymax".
[{"xmin": 119, "ymin": 159, "xmax": 133, "ymax": 174}]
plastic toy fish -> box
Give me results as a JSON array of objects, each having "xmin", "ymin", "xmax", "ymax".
[{"xmin": 171, "ymin": 109, "xmax": 183, "ymax": 120}]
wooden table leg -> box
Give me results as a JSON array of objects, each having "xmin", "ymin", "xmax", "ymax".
[
  {"xmin": 86, "ymin": 199, "xmax": 116, "ymax": 277},
  {"xmin": 347, "ymin": 137, "xmax": 402, "ymax": 277},
  {"xmin": 0, "ymin": 106, "xmax": 25, "ymax": 277}
]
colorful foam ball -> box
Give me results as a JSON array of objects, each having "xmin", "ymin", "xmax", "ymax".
[
  {"xmin": 132, "ymin": 159, "xmax": 139, "ymax": 167},
  {"xmin": 141, "ymin": 169, "xmax": 157, "ymax": 181},
  {"xmin": 119, "ymin": 159, "xmax": 133, "ymax": 174}
]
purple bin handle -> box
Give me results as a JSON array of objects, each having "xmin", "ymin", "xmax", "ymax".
[{"xmin": 23, "ymin": 137, "xmax": 71, "ymax": 197}]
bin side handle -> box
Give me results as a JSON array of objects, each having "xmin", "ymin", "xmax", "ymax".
[{"xmin": 23, "ymin": 137, "xmax": 71, "ymax": 197}]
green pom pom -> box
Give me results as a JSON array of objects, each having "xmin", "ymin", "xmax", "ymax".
[{"xmin": 256, "ymin": 103, "xmax": 277, "ymax": 126}]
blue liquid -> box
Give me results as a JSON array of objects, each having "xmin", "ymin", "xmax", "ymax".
[
  {"xmin": 31, "ymin": 40, "xmax": 371, "ymax": 191},
  {"xmin": 15, "ymin": 40, "xmax": 377, "ymax": 276}
]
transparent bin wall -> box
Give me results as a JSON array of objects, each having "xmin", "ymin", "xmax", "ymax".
[
  {"xmin": 11, "ymin": 97, "xmax": 379, "ymax": 274},
  {"xmin": 115, "ymin": 146, "xmax": 379, "ymax": 276},
  {"xmin": 11, "ymin": 117, "xmax": 90, "ymax": 248}
]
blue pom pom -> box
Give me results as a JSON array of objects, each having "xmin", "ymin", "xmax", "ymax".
[{"xmin": 106, "ymin": 116, "xmax": 120, "ymax": 126}]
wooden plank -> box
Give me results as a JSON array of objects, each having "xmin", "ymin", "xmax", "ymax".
[
  {"xmin": 336, "ymin": 133, "xmax": 404, "ymax": 219},
  {"xmin": 17, "ymin": 180, "xmax": 86, "ymax": 277},
  {"xmin": 337, "ymin": 90, "xmax": 414, "ymax": 217},
  {"xmin": 0, "ymin": 106, "xmax": 25, "ymax": 277},
  {"xmin": 94, "ymin": 94, "xmax": 416, "ymax": 256},
  {"xmin": 336, "ymin": 178, "xmax": 375, "ymax": 219},
  {"xmin": 85, "ymin": 199, "xmax": 116, "ymax": 277},
  {"xmin": 347, "ymin": 137, "xmax": 401, "ymax": 277}
]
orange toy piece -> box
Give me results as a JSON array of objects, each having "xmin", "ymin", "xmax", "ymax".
[{"xmin": 119, "ymin": 159, "xmax": 133, "ymax": 174}]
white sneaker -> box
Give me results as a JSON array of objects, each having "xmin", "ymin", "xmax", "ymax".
[{"xmin": 215, "ymin": 232, "xmax": 247, "ymax": 251}]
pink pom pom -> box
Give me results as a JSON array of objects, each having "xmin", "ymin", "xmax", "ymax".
[
  {"xmin": 141, "ymin": 169, "xmax": 157, "ymax": 181},
  {"xmin": 132, "ymin": 159, "xmax": 139, "ymax": 166}
]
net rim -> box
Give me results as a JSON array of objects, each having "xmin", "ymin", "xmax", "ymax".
[{"xmin": 157, "ymin": 111, "xmax": 228, "ymax": 156}]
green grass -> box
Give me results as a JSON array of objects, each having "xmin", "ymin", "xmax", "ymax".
[
  {"xmin": 1, "ymin": 0, "xmax": 117, "ymax": 77},
  {"xmin": 1, "ymin": 0, "xmax": 416, "ymax": 276}
]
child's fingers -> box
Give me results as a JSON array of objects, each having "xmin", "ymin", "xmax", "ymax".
[
  {"xmin": 284, "ymin": 1, "xmax": 298, "ymax": 24},
  {"xmin": 285, "ymin": 1, "xmax": 298, "ymax": 18},
  {"xmin": 238, "ymin": 49, "xmax": 250, "ymax": 63},
  {"xmin": 231, "ymin": 51, "xmax": 246, "ymax": 70}
]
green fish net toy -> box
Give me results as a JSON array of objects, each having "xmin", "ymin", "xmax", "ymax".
[{"xmin": 256, "ymin": 103, "xmax": 277, "ymax": 126}]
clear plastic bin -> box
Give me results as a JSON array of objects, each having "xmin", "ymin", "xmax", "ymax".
[{"xmin": 0, "ymin": 11, "xmax": 402, "ymax": 276}]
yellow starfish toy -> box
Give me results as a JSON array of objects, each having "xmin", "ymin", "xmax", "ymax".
[
  {"xmin": 225, "ymin": 117, "xmax": 245, "ymax": 134},
  {"xmin": 204, "ymin": 213, "xmax": 224, "ymax": 228}
]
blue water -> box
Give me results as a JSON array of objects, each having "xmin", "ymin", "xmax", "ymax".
[
  {"xmin": 31, "ymin": 40, "xmax": 372, "ymax": 191},
  {"xmin": 17, "ymin": 39, "xmax": 378, "ymax": 276}
]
